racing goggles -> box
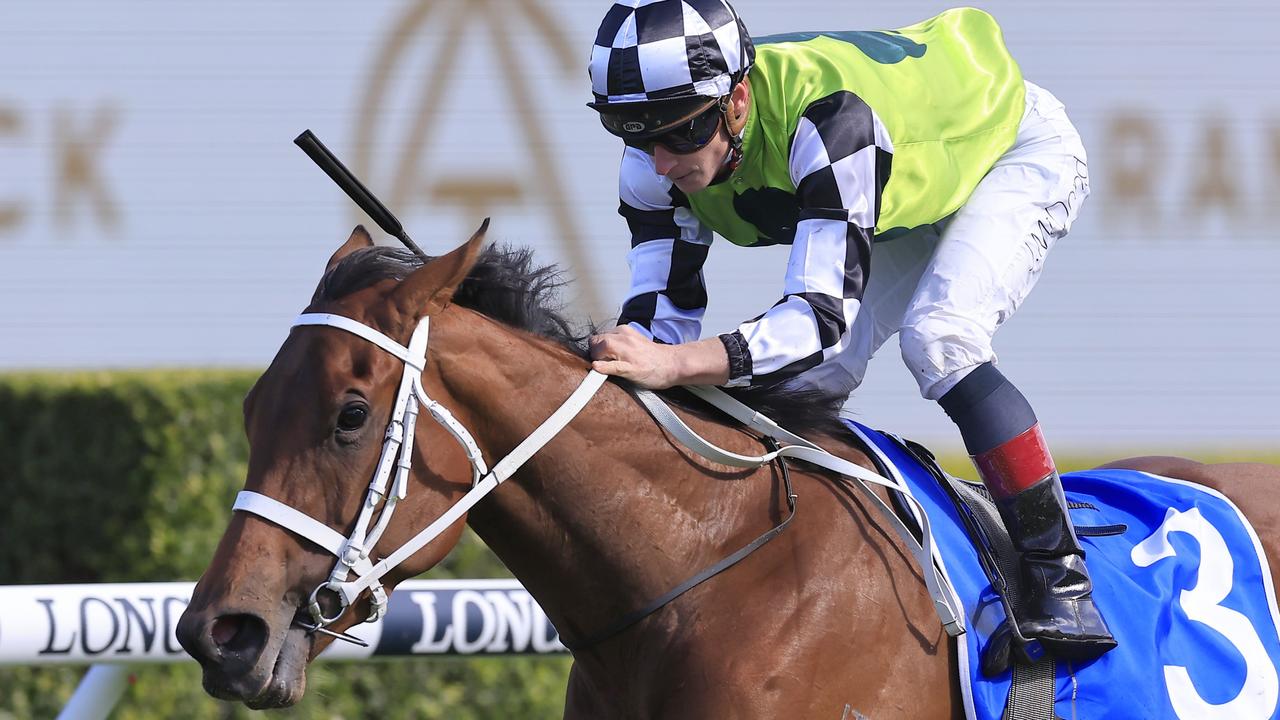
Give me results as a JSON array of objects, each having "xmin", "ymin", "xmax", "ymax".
[{"xmin": 593, "ymin": 97, "xmax": 724, "ymax": 155}]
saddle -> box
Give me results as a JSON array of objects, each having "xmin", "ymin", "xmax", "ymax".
[{"xmin": 855, "ymin": 430, "xmax": 1124, "ymax": 720}]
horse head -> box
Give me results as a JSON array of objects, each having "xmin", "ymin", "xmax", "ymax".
[{"xmin": 176, "ymin": 222, "xmax": 492, "ymax": 708}]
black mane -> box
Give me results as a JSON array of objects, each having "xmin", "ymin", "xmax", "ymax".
[
  {"xmin": 314, "ymin": 245, "xmax": 582, "ymax": 349},
  {"xmin": 314, "ymin": 244, "xmax": 848, "ymax": 438}
]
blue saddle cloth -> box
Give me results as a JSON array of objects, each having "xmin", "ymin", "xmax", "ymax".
[{"xmin": 843, "ymin": 420, "xmax": 1280, "ymax": 720}]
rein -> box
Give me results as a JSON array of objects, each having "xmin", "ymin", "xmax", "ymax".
[{"xmin": 231, "ymin": 310, "xmax": 964, "ymax": 650}]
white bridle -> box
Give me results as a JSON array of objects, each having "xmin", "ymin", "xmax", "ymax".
[
  {"xmin": 232, "ymin": 312, "xmax": 607, "ymax": 642},
  {"xmin": 231, "ymin": 310, "xmax": 964, "ymax": 646}
]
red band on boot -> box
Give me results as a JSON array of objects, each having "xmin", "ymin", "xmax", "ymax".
[{"xmin": 973, "ymin": 424, "xmax": 1055, "ymax": 498}]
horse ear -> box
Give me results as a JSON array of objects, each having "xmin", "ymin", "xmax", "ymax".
[
  {"xmin": 326, "ymin": 225, "xmax": 375, "ymax": 273},
  {"xmin": 393, "ymin": 218, "xmax": 489, "ymax": 318}
]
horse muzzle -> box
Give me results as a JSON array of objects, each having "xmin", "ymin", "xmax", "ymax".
[{"xmin": 176, "ymin": 605, "xmax": 311, "ymax": 707}]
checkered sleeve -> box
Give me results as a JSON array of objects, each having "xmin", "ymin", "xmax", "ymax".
[
  {"xmin": 726, "ymin": 91, "xmax": 893, "ymax": 386},
  {"xmin": 616, "ymin": 147, "xmax": 714, "ymax": 344}
]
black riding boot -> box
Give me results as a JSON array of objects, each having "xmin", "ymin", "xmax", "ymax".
[
  {"xmin": 938, "ymin": 363, "xmax": 1116, "ymax": 673},
  {"xmin": 995, "ymin": 471, "xmax": 1117, "ymax": 662}
]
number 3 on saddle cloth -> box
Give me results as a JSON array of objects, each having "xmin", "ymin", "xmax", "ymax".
[{"xmin": 843, "ymin": 420, "xmax": 1280, "ymax": 720}]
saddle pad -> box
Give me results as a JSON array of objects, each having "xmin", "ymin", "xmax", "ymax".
[{"xmin": 843, "ymin": 420, "xmax": 1280, "ymax": 720}]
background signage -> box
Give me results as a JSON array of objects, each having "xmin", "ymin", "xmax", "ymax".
[
  {"xmin": 2, "ymin": 1, "xmax": 1275, "ymax": 451},
  {"xmin": 0, "ymin": 580, "xmax": 566, "ymax": 665}
]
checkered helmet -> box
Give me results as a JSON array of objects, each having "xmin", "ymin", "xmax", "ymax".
[{"xmin": 587, "ymin": 0, "xmax": 755, "ymax": 140}]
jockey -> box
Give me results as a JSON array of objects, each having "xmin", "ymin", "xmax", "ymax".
[{"xmin": 584, "ymin": 1, "xmax": 1116, "ymax": 667}]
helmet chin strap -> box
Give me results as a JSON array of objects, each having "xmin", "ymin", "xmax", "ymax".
[
  {"xmin": 722, "ymin": 95, "xmax": 744, "ymax": 168},
  {"xmin": 709, "ymin": 120, "xmax": 743, "ymax": 185},
  {"xmin": 724, "ymin": 126, "xmax": 744, "ymax": 172},
  {"xmin": 714, "ymin": 88, "xmax": 746, "ymax": 181}
]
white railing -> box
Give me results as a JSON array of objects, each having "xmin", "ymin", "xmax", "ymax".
[{"xmin": 0, "ymin": 579, "xmax": 567, "ymax": 719}]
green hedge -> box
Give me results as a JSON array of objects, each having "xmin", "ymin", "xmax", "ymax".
[{"xmin": 0, "ymin": 370, "xmax": 570, "ymax": 719}]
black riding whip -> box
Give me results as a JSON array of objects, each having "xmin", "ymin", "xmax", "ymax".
[{"xmin": 293, "ymin": 129, "xmax": 430, "ymax": 262}]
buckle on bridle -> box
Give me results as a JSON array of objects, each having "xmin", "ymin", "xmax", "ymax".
[
  {"xmin": 307, "ymin": 581, "xmax": 349, "ymax": 627},
  {"xmin": 297, "ymin": 581, "xmax": 383, "ymax": 648}
]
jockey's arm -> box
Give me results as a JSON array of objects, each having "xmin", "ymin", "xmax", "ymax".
[
  {"xmin": 593, "ymin": 148, "xmax": 719, "ymax": 388},
  {"xmin": 612, "ymin": 147, "xmax": 713, "ymax": 345},
  {"xmin": 719, "ymin": 92, "xmax": 889, "ymax": 388}
]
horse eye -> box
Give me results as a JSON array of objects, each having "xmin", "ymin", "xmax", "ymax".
[{"xmin": 336, "ymin": 404, "xmax": 369, "ymax": 433}]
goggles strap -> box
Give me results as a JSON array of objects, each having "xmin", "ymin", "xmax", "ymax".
[{"xmin": 721, "ymin": 97, "xmax": 744, "ymax": 172}]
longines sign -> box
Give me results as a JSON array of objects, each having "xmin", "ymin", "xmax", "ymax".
[{"xmin": 0, "ymin": 580, "xmax": 566, "ymax": 665}]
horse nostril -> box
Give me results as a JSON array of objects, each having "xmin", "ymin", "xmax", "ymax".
[
  {"xmin": 210, "ymin": 613, "xmax": 267, "ymax": 657},
  {"xmin": 211, "ymin": 616, "xmax": 239, "ymax": 646}
]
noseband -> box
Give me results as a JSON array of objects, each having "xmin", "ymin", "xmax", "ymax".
[{"xmin": 233, "ymin": 312, "xmax": 607, "ymax": 644}]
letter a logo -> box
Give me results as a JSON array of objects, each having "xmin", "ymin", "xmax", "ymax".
[{"xmin": 351, "ymin": 0, "xmax": 603, "ymax": 314}]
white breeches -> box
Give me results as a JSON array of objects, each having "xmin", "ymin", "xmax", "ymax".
[{"xmin": 792, "ymin": 81, "xmax": 1090, "ymax": 401}]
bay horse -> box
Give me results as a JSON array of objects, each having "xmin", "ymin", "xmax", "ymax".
[{"xmin": 177, "ymin": 223, "xmax": 1280, "ymax": 717}]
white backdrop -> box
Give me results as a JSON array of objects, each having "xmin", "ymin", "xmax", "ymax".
[{"xmin": 1, "ymin": 0, "xmax": 1277, "ymax": 452}]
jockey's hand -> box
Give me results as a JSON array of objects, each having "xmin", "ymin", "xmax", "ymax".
[{"xmin": 589, "ymin": 325, "xmax": 730, "ymax": 389}]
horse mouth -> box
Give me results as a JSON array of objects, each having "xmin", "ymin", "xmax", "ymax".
[
  {"xmin": 252, "ymin": 624, "xmax": 313, "ymax": 708},
  {"xmin": 203, "ymin": 623, "xmax": 313, "ymax": 709}
]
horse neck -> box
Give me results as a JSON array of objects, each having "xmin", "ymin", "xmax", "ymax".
[{"xmin": 428, "ymin": 311, "xmax": 774, "ymax": 645}]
